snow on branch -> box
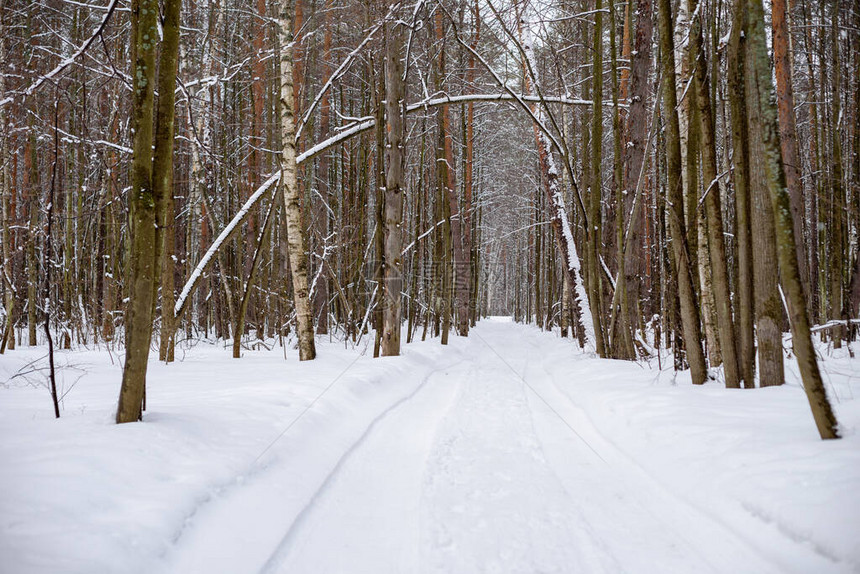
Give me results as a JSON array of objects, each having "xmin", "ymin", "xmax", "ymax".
[
  {"xmin": 410, "ymin": 93, "xmax": 622, "ymax": 109},
  {"xmin": 296, "ymin": 1, "xmax": 403, "ymax": 140},
  {"xmin": 296, "ymin": 92, "xmax": 606, "ymax": 165},
  {"xmin": 174, "ymin": 172, "xmax": 280, "ymax": 320},
  {"xmin": 0, "ymin": 0, "xmax": 121, "ymax": 109}
]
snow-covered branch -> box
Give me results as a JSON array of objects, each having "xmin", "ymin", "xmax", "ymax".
[
  {"xmin": 173, "ymin": 172, "xmax": 281, "ymax": 320},
  {"xmin": 0, "ymin": 0, "xmax": 121, "ymax": 109}
]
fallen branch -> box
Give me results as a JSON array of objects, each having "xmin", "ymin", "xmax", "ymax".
[{"xmin": 809, "ymin": 319, "xmax": 860, "ymax": 334}]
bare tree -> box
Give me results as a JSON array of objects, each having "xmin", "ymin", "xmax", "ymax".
[
  {"xmin": 382, "ymin": 17, "xmax": 406, "ymax": 356},
  {"xmin": 279, "ymin": 0, "xmax": 316, "ymax": 361}
]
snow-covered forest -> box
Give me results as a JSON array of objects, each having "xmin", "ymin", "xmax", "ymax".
[{"xmin": 1, "ymin": 0, "xmax": 859, "ymax": 571}]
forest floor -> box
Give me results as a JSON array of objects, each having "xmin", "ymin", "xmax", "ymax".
[{"xmin": 1, "ymin": 318, "xmax": 859, "ymax": 573}]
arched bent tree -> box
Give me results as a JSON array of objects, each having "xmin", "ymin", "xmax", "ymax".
[{"xmin": 170, "ymin": 92, "xmax": 607, "ymax": 356}]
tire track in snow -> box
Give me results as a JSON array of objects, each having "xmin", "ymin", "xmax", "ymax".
[
  {"xmin": 165, "ymin": 350, "xmax": 463, "ymax": 574},
  {"xmin": 516, "ymin": 328, "xmax": 803, "ymax": 573},
  {"xmin": 258, "ymin": 356, "xmax": 469, "ymax": 574},
  {"xmin": 419, "ymin": 329, "xmax": 622, "ymax": 573}
]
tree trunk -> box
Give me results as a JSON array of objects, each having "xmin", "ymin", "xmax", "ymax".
[
  {"xmin": 728, "ymin": 1, "xmax": 756, "ymax": 388},
  {"xmin": 773, "ymin": 0, "xmax": 809, "ymax": 312},
  {"xmin": 588, "ymin": 0, "xmax": 607, "ymax": 355},
  {"xmin": 829, "ymin": 0, "xmax": 846, "ymax": 348},
  {"xmin": 381, "ymin": 19, "xmax": 405, "ymax": 357},
  {"xmin": 314, "ymin": 0, "xmax": 334, "ymax": 336},
  {"xmin": 26, "ymin": 129, "xmax": 38, "ymax": 346},
  {"xmin": 609, "ymin": 0, "xmax": 634, "ymax": 359},
  {"xmin": 0, "ymin": 3, "xmax": 13, "ymax": 353},
  {"xmin": 434, "ymin": 11, "xmax": 469, "ymax": 337},
  {"xmin": 116, "ymin": 0, "xmax": 159, "ymax": 423},
  {"xmin": 745, "ymin": 0, "xmax": 840, "ymax": 439},
  {"xmin": 465, "ymin": 0, "xmax": 479, "ymax": 330},
  {"xmin": 152, "ymin": 0, "xmax": 182, "ymax": 363},
  {"xmin": 374, "ymin": 60, "xmax": 385, "ymax": 356},
  {"xmin": 279, "ymin": 0, "xmax": 316, "ymax": 361},
  {"xmin": 690, "ymin": 3, "xmax": 741, "ymax": 388},
  {"xmin": 656, "ymin": 0, "xmax": 707, "ymax": 384},
  {"xmin": 622, "ymin": 0, "xmax": 653, "ymax": 350},
  {"xmin": 747, "ymin": 66, "xmax": 785, "ymax": 387}
]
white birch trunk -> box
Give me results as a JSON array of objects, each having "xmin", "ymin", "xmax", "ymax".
[{"xmin": 279, "ymin": 0, "xmax": 316, "ymax": 360}]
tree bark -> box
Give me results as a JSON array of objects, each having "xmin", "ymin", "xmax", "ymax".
[
  {"xmin": 828, "ymin": 0, "xmax": 845, "ymax": 348},
  {"xmin": 622, "ymin": 0, "xmax": 653, "ymax": 350},
  {"xmin": 0, "ymin": 0, "xmax": 13, "ymax": 353},
  {"xmin": 747, "ymin": 64, "xmax": 785, "ymax": 387},
  {"xmin": 116, "ymin": 0, "xmax": 159, "ymax": 423},
  {"xmin": 745, "ymin": 0, "xmax": 839, "ymax": 439},
  {"xmin": 464, "ymin": 0, "xmax": 479, "ymax": 332},
  {"xmin": 25, "ymin": 129, "xmax": 38, "ymax": 346},
  {"xmin": 728, "ymin": 1, "xmax": 756, "ymax": 388},
  {"xmin": 690, "ymin": 2, "xmax": 741, "ymax": 387},
  {"xmin": 656, "ymin": 0, "xmax": 708, "ymax": 384},
  {"xmin": 773, "ymin": 0, "xmax": 809, "ymax": 313},
  {"xmin": 279, "ymin": 0, "xmax": 316, "ymax": 361},
  {"xmin": 152, "ymin": 0, "xmax": 182, "ymax": 363},
  {"xmin": 435, "ymin": 11, "xmax": 469, "ymax": 337},
  {"xmin": 609, "ymin": 0, "xmax": 634, "ymax": 359},
  {"xmin": 588, "ymin": 0, "xmax": 607, "ymax": 355},
  {"xmin": 382, "ymin": 19, "xmax": 405, "ymax": 356}
]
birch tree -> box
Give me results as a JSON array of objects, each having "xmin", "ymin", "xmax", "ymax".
[{"xmin": 279, "ymin": 0, "xmax": 316, "ymax": 361}]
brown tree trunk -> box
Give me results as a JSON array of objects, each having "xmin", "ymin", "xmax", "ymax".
[
  {"xmin": 622, "ymin": 0, "xmax": 653, "ymax": 350},
  {"xmin": 314, "ymin": 0, "xmax": 334, "ymax": 336},
  {"xmin": 829, "ymin": 1, "xmax": 846, "ymax": 348},
  {"xmin": 690, "ymin": 3, "xmax": 741, "ymax": 388},
  {"xmin": 153, "ymin": 0, "xmax": 182, "ymax": 363},
  {"xmin": 381, "ymin": 19, "xmax": 405, "ymax": 356},
  {"xmin": 434, "ymin": 11, "xmax": 469, "ymax": 337},
  {"xmin": 656, "ymin": 0, "xmax": 707, "ymax": 384},
  {"xmin": 463, "ymin": 0, "xmax": 479, "ymax": 332},
  {"xmin": 25, "ymin": 128, "xmax": 38, "ymax": 346},
  {"xmin": 609, "ymin": 0, "xmax": 634, "ymax": 359},
  {"xmin": 116, "ymin": 0, "xmax": 160, "ymax": 423},
  {"xmin": 728, "ymin": 1, "xmax": 756, "ymax": 388},
  {"xmin": 773, "ymin": 0, "xmax": 809, "ymax": 313},
  {"xmin": 588, "ymin": 0, "xmax": 607, "ymax": 355},
  {"xmin": 747, "ymin": 68, "xmax": 785, "ymax": 387},
  {"xmin": 746, "ymin": 0, "xmax": 839, "ymax": 439},
  {"xmin": 0, "ymin": 4, "xmax": 13, "ymax": 353},
  {"xmin": 374, "ymin": 60, "xmax": 385, "ymax": 356}
]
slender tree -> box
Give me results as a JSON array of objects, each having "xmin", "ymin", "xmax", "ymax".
[
  {"xmin": 279, "ymin": 0, "xmax": 316, "ymax": 361},
  {"xmin": 745, "ymin": 0, "xmax": 840, "ymax": 439},
  {"xmin": 656, "ymin": 0, "xmax": 708, "ymax": 384},
  {"xmin": 689, "ymin": 0, "xmax": 741, "ymax": 388},
  {"xmin": 382, "ymin": 18, "xmax": 406, "ymax": 356},
  {"xmin": 116, "ymin": 0, "xmax": 161, "ymax": 423}
]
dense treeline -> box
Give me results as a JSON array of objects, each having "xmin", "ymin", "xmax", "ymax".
[{"xmin": 0, "ymin": 0, "xmax": 857, "ymax": 437}]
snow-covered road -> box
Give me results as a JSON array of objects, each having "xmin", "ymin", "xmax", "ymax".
[
  {"xmin": 171, "ymin": 322, "xmax": 840, "ymax": 574},
  {"xmin": 3, "ymin": 319, "xmax": 858, "ymax": 573}
]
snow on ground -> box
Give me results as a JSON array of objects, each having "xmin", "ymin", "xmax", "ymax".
[{"xmin": 1, "ymin": 320, "xmax": 858, "ymax": 573}]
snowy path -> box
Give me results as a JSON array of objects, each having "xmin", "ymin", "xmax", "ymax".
[
  {"xmin": 235, "ymin": 323, "xmax": 788, "ymax": 574},
  {"xmin": 4, "ymin": 319, "xmax": 858, "ymax": 573}
]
